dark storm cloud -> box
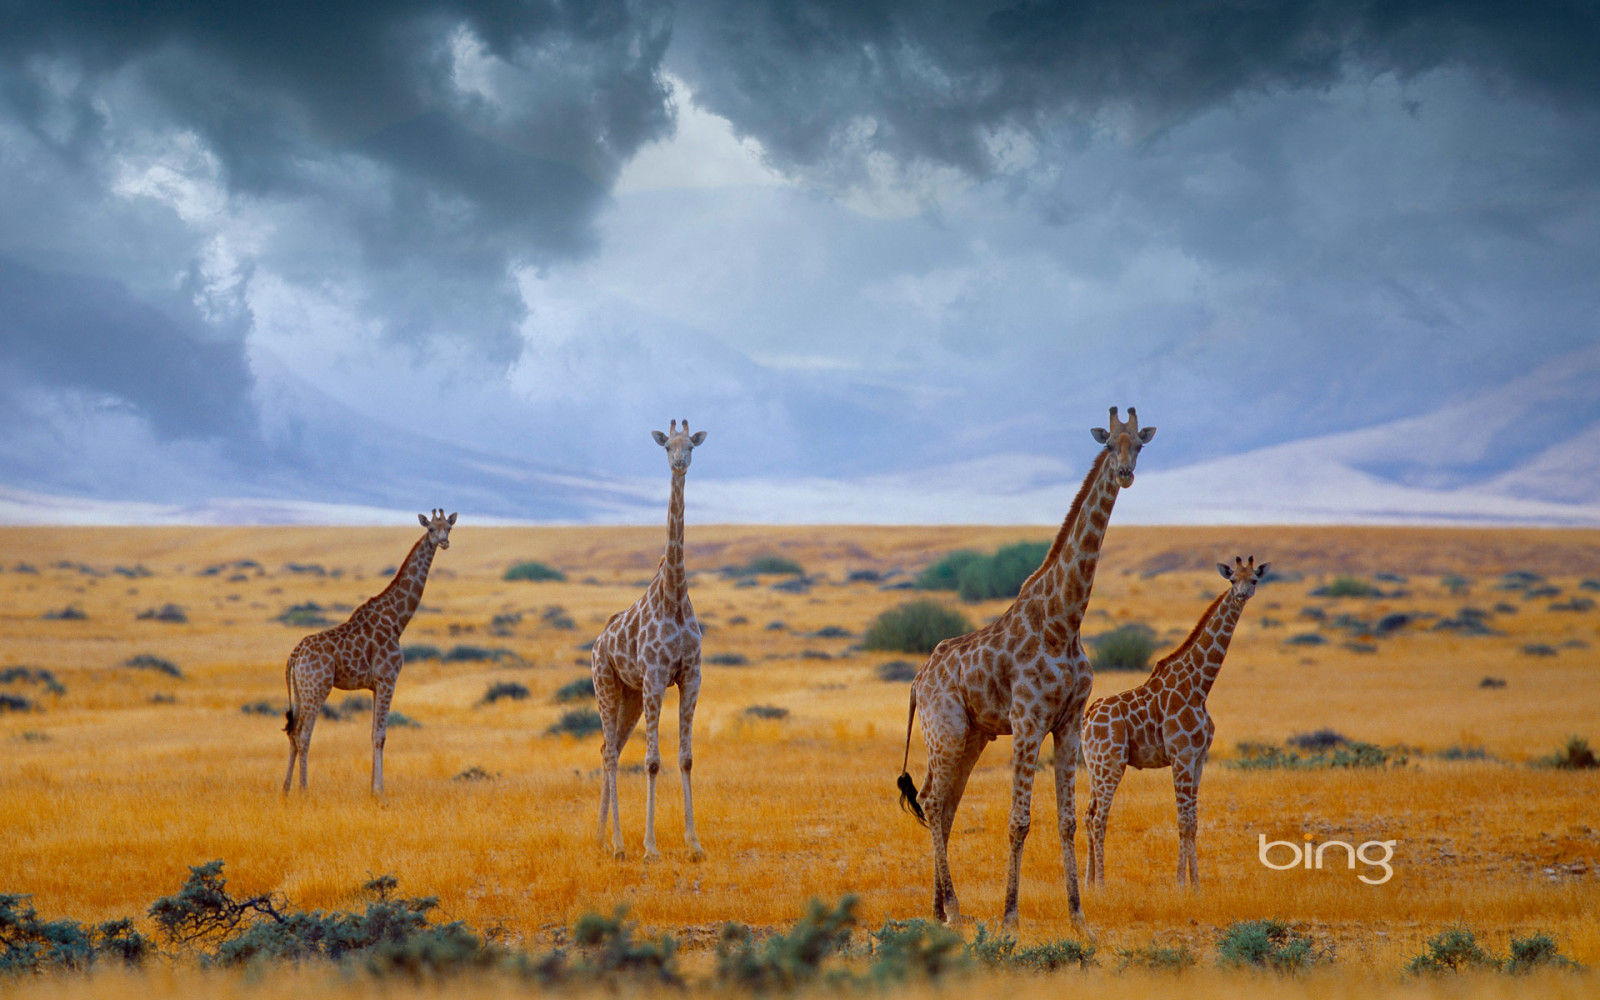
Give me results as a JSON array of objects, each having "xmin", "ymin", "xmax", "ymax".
[
  {"xmin": 0, "ymin": 255, "xmax": 254, "ymax": 439},
  {"xmin": 671, "ymin": 0, "xmax": 1600, "ymax": 181}
]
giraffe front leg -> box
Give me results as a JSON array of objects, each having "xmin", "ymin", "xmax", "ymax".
[
  {"xmin": 678, "ymin": 672, "xmax": 705, "ymax": 861},
  {"xmin": 1085, "ymin": 752, "xmax": 1124, "ymax": 888},
  {"xmin": 371, "ymin": 679, "xmax": 396, "ymax": 796},
  {"xmin": 1002, "ymin": 728, "xmax": 1044, "ymax": 929},
  {"xmin": 1173, "ymin": 753, "xmax": 1203, "ymax": 887},
  {"xmin": 1052, "ymin": 726, "xmax": 1091, "ymax": 931},
  {"xmin": 641, "ymin": 678, "xmax": 666, "ymax": 861}
]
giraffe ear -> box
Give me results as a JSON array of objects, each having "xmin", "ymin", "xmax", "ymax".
[
  {"xmin": 418, "ymin": 513, "xmax": 429, "ymax": 528},
  {"xmin": 1217, "ymin": 562, "xmax": 1234, "ymax": 580},
  {"xmin": 1090, "ymin": 427, "xmax": 1110, "ymax": 444},
  {"xmin": 1138, "ymin": 426, "xmax": 1157, "ymax": 443},
  {"xmin": 447, "ymin": 512, "xmax": 458, "ymax": 526},
  {"xmin": 690, "ymin": 431, "xmax": 707, "ymax": 446},
  {"xmin": 651, "ymin": 430, "xmax": 668, "ymax": 446},
  {"xmin": 1255, "ymin": 562, "xmax": 1271, "ymax": 581}
]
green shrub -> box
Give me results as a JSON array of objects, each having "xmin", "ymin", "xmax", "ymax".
[
  {"xmin": 1216, "ymin": 919, "xmax": 1316, "ymax": 972},
  {"xmin": 1506, "ymin": 932, "xmax": 1581, "ymax": 974},
  {"xmin": 547, "ymin": 708, "xmax": 603, "ymax": 739},
  {"xmin": 1310, "ymin": 576, "xmax": 1381, "ymax": 598},
  {"xmin": 968, "ymin": 924, "xmax": 1094, "ymax": 971},
  {"xmin": 276, "ymin": 602, "xmax": 331, "ymax": 627},
  {"xmin": 863, "ymin": 601, "xmax": 972, "ymax": 654},
  {"xmin": 1522, "ymin": 643, "xmax": 1558, "ymax": 657},
  {"xmin": 1089, "ymin": 623, "xmax": 1158, "ymax": 671},
  {"xmin": 453, "ymin": 767, "xmax": 495, "ymax": 782},
  {"xmin": 715, "ymin": 897, "xmax": 856, "ymax": 991},
  {"xmin": 1406, "ymin": 925, "xmax": 1500, "ymax": 974},
  {"xmin": 41, "ymin": 606, "xmax": 87, "ymax": 620},
  {"xmin": 918, "ymin": 542, "xmax": 1050, "ymax": 602},
  {"xmin": 1230, "ymin": 740, "xmax": 1404, "ymax": 770},
  {"xmin": 504, "ymin": 561, "xmax": 566, "ymax": 582},
  {"xmin": 402, "ymin": 644, "xmax": 441, "ymax": 661},
  {"xmin": 572, "ymin": 907, "xmax": 679, "ymax": 985},
  {"xmin": 554, "ymin": 678, "xmax": 595, "ymax": 702},
  {"xmin": 726, "ymin": 555, "xmax": 805, "ymax": 577},
  {"xmin": 1114, "ymin": 943, "xmax": 1197, "ymax": 972},
  {"xmin": 867, "ymin": 918, "xmax": 968, "ymax": 983},
  {"xmin": 0, "ymin": 894, "xmax": 150, "ymax": 972},
  {"xmin": 0, "ymin": 666, "xmax": 66, "ymax": 695},
  {"xmin": 136, "ymin": 603, "xmax": 189, "ymax": 623},
  {"xmin": 124, "ymin": 654, "xmax": 183, "ymax": 679},
  {"xmin": 707, "ymin": 652, "xmax": 749, "ymax": 666},
  {"xmin": 0, "ymin": 693, "xmax": 37, "ymax": 713},
  {"xmin": 744, "ymin": 705, "xmax": 789, "ymax": 720},
  {"xmin": 443, "ymin": 645, "xmax": 505, "ymax": 663},
  {"xmin": 478, "ymin": 682, "xmax": 529, "ymax": 706}
]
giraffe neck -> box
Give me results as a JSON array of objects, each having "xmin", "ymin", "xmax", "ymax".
[
  {"xmin": 364, "ymin": 534, "xmax": 437, "ymax": 636},
  {"xmin": 1024, "ymin": 449, "xmax": 1118, "ymax": 637},
  {"xmin": 1157, "ymin": 590, "xmax": 1246, "ymax": 700},
  {"xmin": 657, "ymin": 466, "xmax": 688, "ymax": 619}
]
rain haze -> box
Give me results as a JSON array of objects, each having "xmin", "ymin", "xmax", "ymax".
[{"xmin": 1, "ymin": 0, "xmax": 1598, "ymax": 525}]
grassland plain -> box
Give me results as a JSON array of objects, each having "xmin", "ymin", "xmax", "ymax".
[{"xmin": 1, "ymin": 524, "xmax": 1597, "ymax": 999}]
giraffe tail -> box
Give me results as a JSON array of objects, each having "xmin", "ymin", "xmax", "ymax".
[
  {"xmin": 283, "ymin": 652, "xmax": 297, "ymax": 735},
  {"xmin": 897, "ymin": 689, "xmax": 927, "ymax": 826}
]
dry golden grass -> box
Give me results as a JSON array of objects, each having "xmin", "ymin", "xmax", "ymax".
[{"xmin": 1, "ymin": 523, "xmax": 1597, "ymax": 998}]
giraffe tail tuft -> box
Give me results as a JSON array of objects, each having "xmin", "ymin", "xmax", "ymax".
[{"xmin": 897, "ymin": 771, "xmax": 927, "ymax": 826}]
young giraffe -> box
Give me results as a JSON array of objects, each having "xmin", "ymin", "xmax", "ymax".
[
  {"xmin": 282, "ymin": 509, "xmax": 456, "ymax": 795},
  {"xmin": 1082, "ymin": 555, "xmax": 1270, "ymax": 886},
  {"xmin": 592, "ymin": 420, "xmax": 707, "ymax": 862},
  {"xmin": 898, "ymin": 407, "xmax": 1155, "ymax": 929}
]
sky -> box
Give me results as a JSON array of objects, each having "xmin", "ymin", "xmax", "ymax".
[{"xmin": 1, "ymin": 0, "xmax": 1598, "ymax": 525}]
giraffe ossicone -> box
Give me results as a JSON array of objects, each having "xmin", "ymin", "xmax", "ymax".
[
  {"xmin": 281, "ymin": 508, "xmax": 455, "ymax": 795},
  {"xmin": 1082, "ymin": 554, "xmax": 1269, "ymax": 887},
  {"xmin": 591, "ymin": 420, "xmax": 707, "ymax": 861},
  {"xmin": 897, "ymin": 406, "xmax": 1154, "ymax": 931}
]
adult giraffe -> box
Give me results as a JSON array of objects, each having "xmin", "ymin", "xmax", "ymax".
[
  {"xmin": 592, "ymin": 419, "xmax": 708, "ymax": 861},
  {"xmin": 282, "ymin": 509, "xmax": 455, "ymax": 795},
  {"xmin": 898, "ymin": 407, "xmax": 1154, "ymax": 929}
]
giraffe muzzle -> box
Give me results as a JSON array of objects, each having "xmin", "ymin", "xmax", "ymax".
[{"xmin": 1116, "ymin": 467, "xmax": 1135, "ymax": 487}]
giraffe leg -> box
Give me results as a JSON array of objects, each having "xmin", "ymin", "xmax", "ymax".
[
  {"xmin": 641, "ymin": 676, "xmax": 667, "ymax": 861},
  {"xmin": 610, "ymin": 688, "xmax": 643, "ymax": 858},
  {"xmin": 1173, "ymin": 753, "xmax": 1203, "ymax": 887},
  {"xmin": 293, "ymin": 677, "xmax": 332, "ymax": 792},
  {"xmin": 1051, "ymin": 724, "xmax": 1091, "ymax": 930},
  {"xmin": 936, "ymin": 727, "xmax": 987, "ymax": 924},
  {"xmin": 370, "ymin": 677, "xmax": 396, "ymax": 796},
  {"xmin": 1002, "ymin": 724, "xmax": 1045, "ymax": 929},
  {"xmin": 1084, "ymin": 747, "xmax": 1125, "ymax": 887},
  {"xmin": 678, "ymin": 670, "xmax": 705, "ymax": 861}
]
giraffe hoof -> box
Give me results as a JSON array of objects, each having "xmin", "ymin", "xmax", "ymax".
[
  {"xmin": 642, "ymin": 849, "xmax": 662, "ymax": 863},
  {"xmin": 612, "ymin": 848, "xmax": 627, "ymax": 861},
  {"xmin": 688, "ymin": 846, "xmax": 706, "ymax": 863}
]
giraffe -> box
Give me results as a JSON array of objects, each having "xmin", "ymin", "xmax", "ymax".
[
  {"xmin": 592, "ymin": 419, "xmax": 707, "ymax": 862},
  {"xmin": 897, "ymin": 406, "xmax": 1155, "ymax": 930},
  {"xmin": 1082, "ymin": 555, "xmax": 1270, "ymax": 887},
  {"xmin": 281, "ymin": 509, "xmax": 456, "ymax": 795}
]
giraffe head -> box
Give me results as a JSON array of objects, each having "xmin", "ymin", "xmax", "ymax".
[
  {"xmin": 651, "ymin": 418, "xmax": 707, "ymax": 472},
  {"xmin": 1217, "ymin": 555, "xmax": 1271, "ymax": 600},
  {"xmin": 1090, "ymin": 406, "xmax": 1156, "ymax": 487},
  {"xmin": 417, "ymin": 508, "xmax": 458, "ymax": 549}
]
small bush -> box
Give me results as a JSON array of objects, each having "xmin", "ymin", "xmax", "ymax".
[
  {"xmin": 41, "ymin": 606, "xmax": 87, "ymax": 621},
  {"xmin": 707, "ymin": 652, "xmax": 749, "ymax": 666},
  {"xmin": 1407, "ymin": 925, "xmax": 1500, "ymax": 974},
  {"xmin": 812, "ymin": 625, "xmax": 853, "ymax": 638},
  {"xmin": 573, "ymin": 907, "xmax": 679, "ymax": 985},
  {"xmin": 402, "ymin": 644, "xmax": 441, "ymax": 661},
  {"xmin": 771, "ymin": 578, "xmax": 811, "ymax": 594},
  {"xmin": 276, "ymin": 602, "xmax": 331, "ymax": 627},
  {"xmin": 917, "ymin": 542, "xmax": 1050, "ymax": 602},
  {"xmin": 479, "ymin": 682, "xmax": 529, "ymax": 706},
  {"xmin": 863, "ymin": 601, "xmax": 972, "ymax": 654},
  {"xmin": 1373, "ymin": 613, "xmax": 1412, "ymax": 636},
  {"xmin": 387, "ymin": 711, "xmax": 421, "ymax": 729},
  {"xmin": 1479, "ymin": 676, "xmax": 1506, "ymax": 689},
  {"xmin": 1441, "ymin": 573, "xmax": 1470, "ymax": 594},
  {"xmin": 443, "ymin": 645, "xmax": 504, "ymax": 663},
  {"xmin": 1285, "ymin": 632, "xmax": 1327, "ymax": 646},
  {"xmin": 454, "ymin": 767, "xmax": 495, "ymax": 782},
  {"xmin": 1551, "ymin": 597, "xmax": 1596, "ymax": 612},
  {"xmin": 1521, "ymin": 643, "xmax": 1558, "ymax": 657},
  {"xmin": 1310, "ymin": 576, "xmax": 1381, "ymax": 598},
  {"xmin": 726, "ymin": 555, "xmax": 805, "ymax": 577},
  {"xmin": 1506, "ymin": 932, "xmax": 1581, "ymax": 974},
  {"xmin": 555, "ymin": 678, "xmax": 595, "ymax": 702},
  {"xmin": 1537, "ymin": 736, "xmax": 1598, "ymax": 769},
  {"xmin": 125, "ymin": 654, "xmax": 183, "ymax": 679},
  {"xmin": 547, "ymin": 709, "xmax": 603, "ymax": 739},
  {"xmin": 1216, "ymin": 919, "xmax": 1315, "ymax": 972},
  {"xmin": 867, "ymin": 918, "xmax": 968, "ymax": 983},
  {"xmin": 968, "ymin": 924, "xmax": 1094, "ymax": 971},
  {"xmin": 504, "ymin": 561, "xmax": 566, "ymax": 582},
  {"xmin": 1115, "ymin": 943, "xmax": 1197, "ymax": 972},
  {"xmin": 0, "ymin": 694, "xmax": 35, "ymax": 713},
  {"xmin": 744, "ymin": 705, "xmax": 789, "ymax": 720},
  {"xmin": 1230, "ymin": 740, "xmax": 1403, "ymax": 770},
  {"xmin": 716, "ymin": 897, "xmax": 856, "ymax": 991},
  {"xmin": 0, "ymin": 894, "xmax": 150, "ymax": 972},
  {"xmin": 0, "ymin": 666, "xmax": 65, "ymax": 695},
  {"xmin": 136, "ymin": 604, "xmax": 188, "ymax": 623},
  {"xmin": 876, "ymin": 660, "xmax": 918, "ymax": 682},
  {"xmin": 1089, "ymin": 623, "xmax": 1158, "ymax": 671},
  {"xmin": 1287, "ymin": 728, "xmax": 1347, "ymax": 751},
  {"xmin": 241, "ymin": 701, "xmax": 285, "ymax": 716}
]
